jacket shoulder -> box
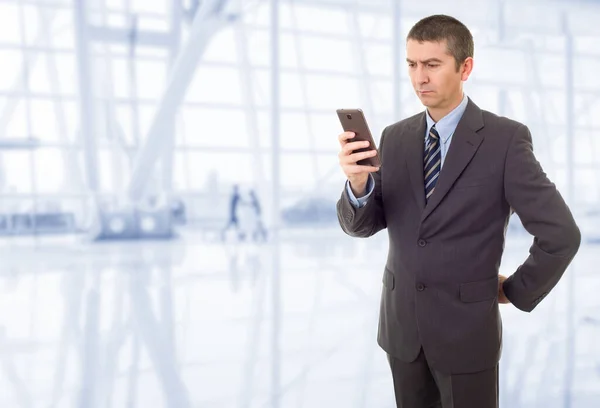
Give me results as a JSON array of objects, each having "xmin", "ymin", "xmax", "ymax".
[{"xmin": 480, "ymin": 109, "xmax": 526, "ymax": 137}]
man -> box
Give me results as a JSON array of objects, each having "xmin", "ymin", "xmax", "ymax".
[{"xmin": 336, "ymin": 14, "xmax": 580, "ymax": 408}]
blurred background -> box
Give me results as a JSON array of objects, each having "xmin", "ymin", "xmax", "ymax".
[{"xmin": 0, "ymin": 0, "xmax": 598, "ymax": 407}]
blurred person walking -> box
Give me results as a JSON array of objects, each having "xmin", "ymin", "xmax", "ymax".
[{"xmin": 222, "ymin": 184, "xmax": 245, "ymax": 241}]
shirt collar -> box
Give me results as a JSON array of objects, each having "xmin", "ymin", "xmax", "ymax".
[{"xmin": 425, "ymin": 92, "xmax": 469, "ymax": 144}]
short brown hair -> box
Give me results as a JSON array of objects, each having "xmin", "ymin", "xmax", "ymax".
[{"xmin": 407, "ymin": 15, "xmax": 474, "ymax": 71}]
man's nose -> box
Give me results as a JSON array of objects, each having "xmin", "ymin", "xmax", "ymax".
[{"xmin": 415, "ymin": 66, "xmax": 428, "ymax": 84}]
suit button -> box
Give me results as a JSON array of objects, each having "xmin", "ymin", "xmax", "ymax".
[
  {"xmin": 416, "ymin": 283, "xmax": 426, "ymax": 291},
  {"xmin": 418, "ymin": 239, "xmax": 427, "ymax": 247}
]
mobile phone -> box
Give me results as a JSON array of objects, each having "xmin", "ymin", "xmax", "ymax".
[{"xmin": 336, "ymin": 108, "xmax": 382, "ymax": 167}]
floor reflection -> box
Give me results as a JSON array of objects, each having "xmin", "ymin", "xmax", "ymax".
[{"xmin": 0, "ymin": 228, "xmax": 597, "ymax": 407}]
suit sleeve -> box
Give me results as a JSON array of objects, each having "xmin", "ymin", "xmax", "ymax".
[
  {"xmin": 336, "ymin": 126, "xmax": 388, "ymax": 238},
  {"xmin": 345, "ymin": 174, "xmax": 375, "ymax": 208},
  {"xmin": 502, "ymin": 124, "xmax": 581, "ymax": 312}
]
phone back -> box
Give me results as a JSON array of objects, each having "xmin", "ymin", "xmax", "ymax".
[{"xmin": 336, "ymin": 108, "xmax": 381, "ymax": 167}]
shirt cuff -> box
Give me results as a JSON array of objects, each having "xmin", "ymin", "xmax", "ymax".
[{"xmin": 345, "ymin": 174, "xmax": 375, "ymax": 208}]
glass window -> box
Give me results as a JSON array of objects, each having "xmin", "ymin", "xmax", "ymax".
[
  {"xmin": 0, "ymin": 151, "xmax": 33, "ymax": 194},
  {"xmin": 575, "ymin": 168, "xmax": 600, "ymax": 204},
  {"xmin": 279, "ymin": 112, "xmax": 314, "ymax": 151},
  {"xmin": 51, "ymin": 9, "xmax": 75, "ymax": 50},
  {"xmin": 305, "ymin": 73, "xmax": 361, "ymax": 109},
  {"xmin": 188, "ymin": 65, "xmax": 242, "ymax": 104},
  {"xmin": 134, "ymin": 59, "xmax": 167, "ymax": 100},
  {"xmin": 105, "ymin": 57, "xmax": 132, "ymax": 99},
  {"xmin": 98, "ymin": 149, "xmax": 131, "ymax": 192},
  {"xmin": 4, "ymin": 98, "xmax": 28, "ymax": 139},
  {"xmin": 180, "ymin": 107, "xmax": 249, "ymax": 148},
  {"xmin": 131, "ymin": 0, "xmax": 168, "ymax": 15},
  {"xmin": 0, "ymin": 3, "xmax": 21, "ymax": 44},
  {"xmin": 357, "ymin": 13, "xmax": 391, "ymax": 40},
  {"xmin": 280, "ymin": 72, "xmax": 307, "ymax": 109},
  {"xmin": 33, "ymin": 147, "xmax": 68, "ymax": 193},
  {"xmin": 30, "ymin": 99, "xmax": 62, "ymax": 142},
  {"xmin": 300, "ymin": 36, "xmax": 353, "ymax": 72},
  {"xmin": 0, "ymin": 50, "xmax": 24, "ymax": 91},
  {"xmin": 363, "ymin": 44, "xmax": 392, "ymax": 76},
  {"xmin": 28, "ymin": 52, "xmax": 77, "ymax": 96},
  {"xmin": 574, "ymin": 57, "xmax": 600, "ymax": 90},
  {"xmin": 203, "ymin": 28, "xmax": 238, "ymax": 64},
  {"xmin": 184, "ymin": 152, "xmax": 255, "ymax": 187},
  {"xmin": 291, "ymin": 4, "xmax": 349, "ymax": 35}
]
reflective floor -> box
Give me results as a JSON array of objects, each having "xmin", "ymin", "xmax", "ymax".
[{"xmin": 0, "ymin": 228, "xmax": 598, "ymax": 407}]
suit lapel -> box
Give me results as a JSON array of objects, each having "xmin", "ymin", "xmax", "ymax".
[
  {"xmin": 421, "ymin": 98, "xmax": 485, "ymax": 222},
  {"xmin": 405, "ymin": 113, "xmax": 427, "ymax": 211}
]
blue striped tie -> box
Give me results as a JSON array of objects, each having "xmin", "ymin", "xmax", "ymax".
[{"xmin": 424, "ymin": 125, "xmax": 441, "ymax": 202}]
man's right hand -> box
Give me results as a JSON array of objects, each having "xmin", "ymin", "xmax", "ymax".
[{"xmin": 338, "ymin": 131, "xmax": 380, "ymax": 197}]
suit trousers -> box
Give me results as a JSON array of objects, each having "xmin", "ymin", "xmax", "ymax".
[{"xmin": 387, "ymin": 347, "xmax": 499, "ymax": 408}]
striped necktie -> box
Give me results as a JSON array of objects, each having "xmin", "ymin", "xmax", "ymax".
[{"xmin": 424, "ymin": 125, "xmax": 442, "ymax": 202}]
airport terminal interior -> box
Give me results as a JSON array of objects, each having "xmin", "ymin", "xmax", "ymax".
[{"xmin": 0, "ymin": 0, "xmax": 599, "ymax": 406}]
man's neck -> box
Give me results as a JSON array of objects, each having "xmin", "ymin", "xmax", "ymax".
[{"xmin": 427, "ymin": 93, "xmax": 464, "ymax": 123}]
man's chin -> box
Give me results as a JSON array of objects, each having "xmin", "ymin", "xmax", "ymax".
[
  {"xmin": 417, "ymin": 93, "xmax": 435, "ymax": 103},
  {"xmin": 418, "ymin": 97, "xmax": 434, "ymax": 107}
]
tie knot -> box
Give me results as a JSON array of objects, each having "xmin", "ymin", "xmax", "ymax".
[{"xmin": 429, "ymin": 126, "xmax": 440, "ymax": 140}]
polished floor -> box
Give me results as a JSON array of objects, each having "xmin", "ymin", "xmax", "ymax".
[{"xmin": 0, "ymin": 227, "xmax": 598, "ymax": 408}]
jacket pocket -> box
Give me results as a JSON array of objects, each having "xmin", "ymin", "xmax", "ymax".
[{"xmin": 459, "ymin": 275, "xmax": 498, "ymax": 302}]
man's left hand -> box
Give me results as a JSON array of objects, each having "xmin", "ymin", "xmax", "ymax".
[{"xmin": 498, "ymin": 274, "xmax": 510, "ymax": 304}]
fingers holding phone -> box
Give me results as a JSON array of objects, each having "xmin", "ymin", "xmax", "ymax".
[
  {"xmin": 338, "ymin": 131, "xmax": 379, "ymax": 196},
  {"xmin": 338, "ymin": 131, "xmax": 380, "ymax": 175},
  {"xmin": 336, "ymin": 109, "xmax": 382, "ymax": 196}
]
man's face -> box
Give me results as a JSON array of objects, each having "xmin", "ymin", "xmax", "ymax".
[{"xmin": 406, "ymin": 39, "xmax": 472, "ymax": 111}]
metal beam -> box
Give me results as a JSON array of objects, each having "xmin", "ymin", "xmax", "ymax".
[
  {"xmin": 269, "ymin": 1, "xmax": 282, "ymax": 408},
  {"xmin": 74, "ymin": 0, "xmax": 99, "ymax": 192},
  {"xmin": 159, "ymin": 0, "xmax": 184, "ymax": 195},
  {"xmin": 88, "ymin": 26, "xmax": 172, "ymax": 47},
  {"xmin": 126, "ymin": 0, "xmax": 233, "ymax": 201},
  {"xmin": 0, "ymin": 139, "xmax": 40, "ymax": 149},
  {"xmin": 97, "ymin": 2, "xmax": 133, "ymax": 195},
  {"xmin": 288, "ymin": 2, "xmax": 319, "ymax": 189}
]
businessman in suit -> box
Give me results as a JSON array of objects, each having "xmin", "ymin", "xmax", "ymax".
[{"xmin": 336, "ymin": 14, "xmax": 581, "ymax": 408}]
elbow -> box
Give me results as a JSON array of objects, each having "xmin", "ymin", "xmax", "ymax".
[
  {"xmin": 569, "ymin": 223, "xmax": 582, "ymax": 255},
  {"xmin": 348, "ymin": 226, "xmax": 376, "ymax": 238},
  {"xmin": 541, "ymin": 221, "xmax": 582, "ymax": 258},
  {"xmin": 562, "ymin": 222, "xmax": 581, "ymax": 258},
  {"xmin": 338, "ymin": 217, "xmax": 372, "ymax": 238}
]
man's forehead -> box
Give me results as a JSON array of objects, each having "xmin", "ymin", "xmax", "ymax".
[{"xmin": 406, "ymin": 39, "xmax": 451, "ymax": 57}]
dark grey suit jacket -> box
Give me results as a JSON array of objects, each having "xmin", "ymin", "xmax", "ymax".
[{"xmin": 336, "ymin": 97, "xmax": 581, "ymax": 375}]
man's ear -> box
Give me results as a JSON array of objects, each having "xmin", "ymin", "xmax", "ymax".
[{"xmin": 460, "ymin": 57, "xmax": 474, "ymax": 81}]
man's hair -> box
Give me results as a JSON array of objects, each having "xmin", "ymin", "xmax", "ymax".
[{"xmin": 407, "ymin": 15, "xmax": 474, "ymax": 71}]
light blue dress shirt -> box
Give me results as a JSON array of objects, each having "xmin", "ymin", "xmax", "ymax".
[{"xmin": 346, "ymin": 93, "xmax": 469, "ymax": 208}]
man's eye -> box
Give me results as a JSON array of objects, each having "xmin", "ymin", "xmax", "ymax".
[{"xmin": 428, "ymin": 64, "xmax": 439, "ymax": 68}]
